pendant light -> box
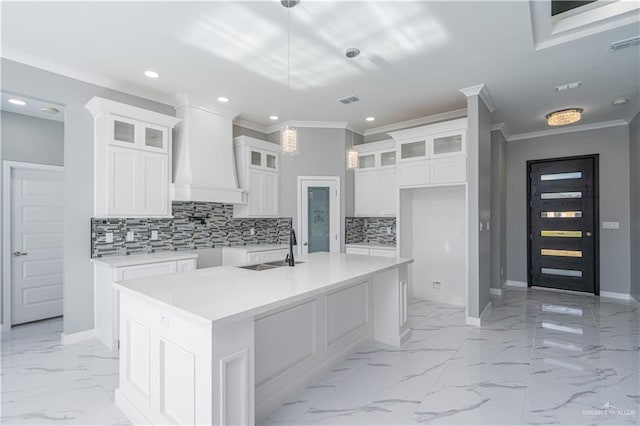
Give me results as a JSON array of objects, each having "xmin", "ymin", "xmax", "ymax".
[
  {"xmin": 346, "ymin": 47, "xmax": 360, "ymax": 170},
  {"xmin": 281, "ymin": 0, "xmax": 299, "ymax": 155}
]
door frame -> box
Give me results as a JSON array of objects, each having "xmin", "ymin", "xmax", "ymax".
[
  {"xmin": 526, "ymin": 154, "xmax": 599, "ymax": 294},
  {"xmin": 297, "ymin": 176, "xmax": 341, "ymax": 256},
  {"xmin": 2, "ymin": 161, "xmax": 65, "ymax": 331}
]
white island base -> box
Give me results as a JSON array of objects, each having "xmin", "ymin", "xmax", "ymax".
[{"xmin": 114, "ymin": 253, "xmax": 411, "ymax": 425}]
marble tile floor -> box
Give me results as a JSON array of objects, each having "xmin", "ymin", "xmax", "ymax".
[
  {"xmin": 0, "ymin": 317, "xmax": 129, "ymax": 425},
  {"xmin": 1, "ymin": 287, "xmax": 638, "ymax": 425},
  {"xmin": 262, "ymin": 288, "xmax": 640, "ymax": 426}
]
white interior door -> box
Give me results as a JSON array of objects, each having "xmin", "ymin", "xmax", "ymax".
[
  {"xmin": 299, "ymin": 177, "xmax": 340, "ymax": 255},
  {"xmin": 10, "ymin": 166, "xmax": 64, "ymax": 325}
]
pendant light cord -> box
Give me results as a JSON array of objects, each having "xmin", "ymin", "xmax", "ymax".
[{"xmin": 287, "ymin": 5, "xmax": 291, "ymax": 126}]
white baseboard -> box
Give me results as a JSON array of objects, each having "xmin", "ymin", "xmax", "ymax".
[
  {"xmin": 489, "ymin": 287, "xmax": 503, "ymax": 296},
  {"xmin": 466, "ymin": 301, "xmax": 492, "ymax": 326},
  {"xmin": 116, "ymin": 389, "xmax": 152, "ymax": 425},
  {"xmin": 599, "ymin": 291, "xmax": 632, "ymax": 301},
  {"xmin": 506, "ymin": 280, "xmax": 528, "ymax": 288},
  {"xmin": 61, "ymin": 328, "xmax": 95, "ymax": 345}
]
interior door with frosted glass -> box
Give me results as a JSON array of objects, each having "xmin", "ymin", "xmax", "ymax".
[
  {"xmin": 300, "ymin": 179, "xmax": 339, "ymax": 255},
  {"xmin": 528, "ymin": 156, "xmax": 598, "ymax": 293}
]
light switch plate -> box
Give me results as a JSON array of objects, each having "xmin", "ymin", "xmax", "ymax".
[
  {"xmin": 105, "ymin": 232, "xmax": 113, "ymax": 243},
  {"xmin": 602, "ymin": 221, "xmax": 620, "ymax": 230},
  {"xmin": 126, "ymin": 231, "xmax": 134, "ymax": 242},
  {"xmin": 151, "ymin": 230, "xmax": 159, "ymax": 240}
]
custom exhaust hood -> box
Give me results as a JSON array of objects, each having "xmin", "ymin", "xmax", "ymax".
[{"xmin": 171, "ymin": 94, "xmax": 244, "ymax": 204}]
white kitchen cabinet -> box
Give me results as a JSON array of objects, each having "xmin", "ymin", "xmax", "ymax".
[
  {"xmin": 346, "ymin": 244, "xmax": 396, "ymax": 258},
  {"xmin": 234, "ymin": 136, "xmax": 280, "ymax": 218},
  {"xmin": 92, "ymin": 253, "xmax": 197, "ymax": 350},
  {"xmin": 354, "ymin": 140, "xmax": 397, "ymax": 217},
  {"xmin": 86, "ymin": 97, "xmax": 180, "ymax": 218},
  {"xmin": 222, "ymin": 245, "xmax": 289, "ymax": 265},
  {"xmin": 391, "ymin": 118, "xmax": 467, "ymax": 188}
]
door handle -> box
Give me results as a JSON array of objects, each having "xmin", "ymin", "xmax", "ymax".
[
  {"xmin": 303, "ymin": 242, "xmax": 309, "ymax": 246},
  {"xmin": 13, "ymin": 251, "xmax": 28, "ymax": 257},
  {"xmin": 586, "ymin": 232, "xmax": 593, "ymax": 237}
]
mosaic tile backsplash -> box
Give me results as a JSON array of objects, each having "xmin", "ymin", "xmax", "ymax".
[
  {"xmin": 345, "ymin": 217, "xmax": 396, "ymax": 245},
  {"xmin": 91, "ymin": 202, "xmax": 292, "ymax": 257}
]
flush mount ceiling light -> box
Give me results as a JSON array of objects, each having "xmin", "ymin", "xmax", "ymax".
[
  {"xmin": 546, "ymin": 108, "xmax": 583, "ymax": 126},
  {"xmin": 217, "ymin": 96, "xmax": 229, "ymax": 103},
  {"xmin": 8, "ymin": 98, "xmax": 27, "ymax": 106},
  {"xmin": 281, "ymin": 0, "xmax": 299, "ymax": 155},
  {"xmin": 144, "ymin": 70, "xmax": 160, "ymax": 79},
  {"xmin": 40, "ymin": 106, "xmax": 60, "ymax": 114},
  {"xmin": 366, "ymin": 117, "xmax": 375, "ymax": 122},
  {"xmin": 612, "ymin": 98, "xmax": 629, "ymax": 106},
  {"xmin": 269, "ymin": 115, "xmax": 279, "ymax": 120}
]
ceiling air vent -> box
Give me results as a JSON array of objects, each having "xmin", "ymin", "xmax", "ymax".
[
  {"xmin": 338, "ymin": 95, "xmax": 360, "ymax": 105},
  {"xmin": 610, "ymin": 36, "xmax": 640, "ymax": 52}
]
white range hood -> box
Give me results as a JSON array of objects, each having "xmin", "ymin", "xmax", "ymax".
[{"xmin": 171, "ymin": 95, "xmax": 244, "ymax": 204}]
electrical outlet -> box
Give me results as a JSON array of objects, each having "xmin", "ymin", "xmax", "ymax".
[
  {"xmin": 250, "ymin": 227, "xmax": 256, "ymax": 236},
  {"xmin": 386, "ymin": 226, "xmax": 392, "ymax": 235},
  {"xmin": 105, "ymin": 232, "xmax": 113, "ymax": 243},
  {"xmin": 432, "ymin": 281, "xmax": 442, "ymax": 290},
  {"xmin": 126, "ymin": 231, "xmax": 134, "ymax": 242},
  {"xmin": 151, "ymin": 230, "xmax": 159, "ymax": 240}
]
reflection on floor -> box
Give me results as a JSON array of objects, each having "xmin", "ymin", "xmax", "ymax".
[{"xmin": 1, "ymin": 288, "xmax": 638, "ymax": 425}]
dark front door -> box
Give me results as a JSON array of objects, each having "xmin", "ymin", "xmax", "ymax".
[{"xmin": 528, "ymin": 155, "xmax": 599, "ymax": 293}]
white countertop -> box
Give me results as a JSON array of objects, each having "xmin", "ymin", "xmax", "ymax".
[
  {"xmin": 91, "ymin": 251, "xmax": 198, "ymax": 267},
  {"xmin": 114, "ymin": 252, "xmax": 412, "ymax": 327},
  {"xmin": 345, "ymin": 243, "xmax": 396, "ymax": 249},
  {"xmin": 223, "ymin": 244, "xmax": 289, "ymax": 252}
]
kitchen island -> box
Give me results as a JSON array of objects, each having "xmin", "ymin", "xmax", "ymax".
[{"xmin": 113, "ymin": 252, "xmax": 412, "ymax": 425}]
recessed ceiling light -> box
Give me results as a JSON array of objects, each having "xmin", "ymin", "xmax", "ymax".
[
  {"xmin": 8, "ymin": 98, "xmax": 27, "ymax": 106},
  {"xmin": 546, "ymin": 108, "xmax": 583, "ymax": 126},
  {"xmin": 217, "ymin": 96, "xmax": 229, "ymax": 103},
  {"xmin": 40, "ymin": 107, "xmax": 60, "ymax": 114},
  {"xmin": 365, "ymin": 117, "xmax": 375, "ymax": 122},
  {"xmin": 269, "ymin": 115, "xmax": 279, "ymax": 121},
  {"xmin": 144, "ymin": 70, "xmax": 160, "ymax": 79},
  {"xmin": 612, "ymin": 98, "xmax": 629, "ymax": 106}
]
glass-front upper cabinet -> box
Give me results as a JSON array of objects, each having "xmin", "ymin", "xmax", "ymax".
[
  {"xmin": 248, "ymin": 149, "xmax": 279, "ymax": 171},
  {"xmin": 358, "ymin": 154, "xmax": 376, "ymax": 169},
  {"xmin": 430, "ymin": 130, "xmax": 466, "ymax": 158},
  {"xmin": 109, "ymin": 114, "xmax": 169, "ymax": 153},
  {"xmin": 380, "ymin": 151, "xmax": 396, "ymax": 167},
  {"xmin": 399, "ymin": 138, "xmax": 428, "ymax": 162}
]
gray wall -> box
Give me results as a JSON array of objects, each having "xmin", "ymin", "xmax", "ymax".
[
  {"xmin": 232, "ymin": 124, "xmax": 269, "ymax": 140},
  {"xmin": 466, "ymin": 94, "xmax": 492, "ymax": 318},
  {"xmin": 1, "ymin": 58, "xmax": 175, "ymax": 335},
  {"xmin": 630, "ymin": 112, "xmax": 639, "ymax": 301},
  {"xmin": 268, "ymin": 127, "xmax": 351, "ymax": 251},
  {"xmin": 344, "ymin": 129, "xmax": 363, "ymax": 217},
  {"xmin": 1, "ymin": 111, "xmax": 64, "ymax": 165},
  {"xmin": 506, "ymin": 125, "xmax": 631, "ymax": 294},
  {"xmin": 490, "ymin": 130, "xmax": 507, "ymax": 290}
]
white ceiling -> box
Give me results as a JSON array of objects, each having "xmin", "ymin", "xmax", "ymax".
[{"xmin": 1, "ymin": 1, "xmax": 638, "ymax": 136}]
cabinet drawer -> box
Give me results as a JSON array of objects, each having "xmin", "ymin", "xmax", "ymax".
[
  {"xmin": 117, "ymin": 262, "xmax": 177, "ymax": 280},
  {"xmin": 369, "ymin": 248, "xmax": 396, "ymax": 258},
  {"xmin": 346, "ymin": 247, "xmax": 370, "ymax": 256},
  {"xmin": 398, "ymin": 161, "xmax": 429, "ymax": 186},
  {"xmin": 430, "ymin": 156, "xmax": 466, "ymax": 184}
]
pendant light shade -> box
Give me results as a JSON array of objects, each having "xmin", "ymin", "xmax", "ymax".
[
  {"xmin": 281, "ymin": 124, "xmax": 298, "ymax": 154},
  {"xmin": 546, "ymin": 108, "xmax": 583, "ymax": 126},
  {"xmin": 346, "ymin": 148, "xmax": 358, "ymax": 169},
  {"xmin": 281, "ymin": 0, "xmax": 298, "ymax": 155}
]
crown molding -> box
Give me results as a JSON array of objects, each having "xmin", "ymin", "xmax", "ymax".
[
  {"xmin": 265, "ymin": 120, "xmax": 349, "ymax": 134},
  {"xmin": 174, "ymin": 93, "xmax": 239, "ymax": 119},
  {"xmin": 490, "ymin": 122, "xmax": 512, "ymax": 141},
  {"xmin": 2, "ymin": 49, "xmax": 176, "ymax": 107},
  {"xmin": 363, "ymin": 108, "xmax": 467, "ymax": 136},
  {"xmin": 508, "ymin": 119, "xmax": 628, "ymax": 141},
  {"xmin": 233, "ymin": 119, "xmax": 270, "ymax": 135},
  {"xmin": 459, "ymin": 83, "xmax": 496, "ymax": 113}
]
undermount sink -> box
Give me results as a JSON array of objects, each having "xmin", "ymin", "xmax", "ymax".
[{"xmin": 237, "ymin": 260, "xmax": 305, "ymax": 271}]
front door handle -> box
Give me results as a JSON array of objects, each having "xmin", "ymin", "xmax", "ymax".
[
  {"xmin": 303, "ymin": 242, "xmax": 309, "ymax": 246},
  {"xmin": 13, "ymin": 251, "xmax": 28, "ymax": 257}
]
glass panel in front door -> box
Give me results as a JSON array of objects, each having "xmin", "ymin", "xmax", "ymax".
[{"xmin": 307, "ymin": 187, "xmax": 330, "ymax": 253}]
